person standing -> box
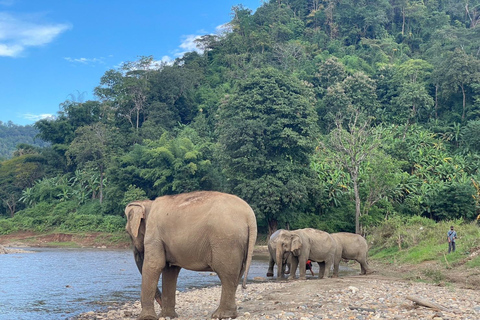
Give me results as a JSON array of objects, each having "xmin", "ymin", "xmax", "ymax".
[
  {"xmin": 447, "ymin": 226, "xmax": 457, "ymax": 253},
  {"xmin": 306, "ymin": 259, "xmax": 314, "ymax": 276}
]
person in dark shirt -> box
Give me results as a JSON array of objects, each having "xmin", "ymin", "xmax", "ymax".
[{"xmin": 447, "ymin": 226, "xmax": 457, "ymax": 253}]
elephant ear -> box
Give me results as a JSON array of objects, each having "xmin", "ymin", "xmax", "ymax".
[
  {"xmin": 291, "ymin": 234, "xmax": 302, "ymax": 256},
  {"xmin": 125, "ymin": 203, "xmax": 146, "ymax": 238}
]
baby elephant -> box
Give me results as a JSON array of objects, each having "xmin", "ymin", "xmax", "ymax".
[
  {"xmin": 266, "ymin": 229, "xmax": 292, "ymax": 278},
  {"xmin": 331, "ymin": 232, "xmax": 372, "ymax": 277}
]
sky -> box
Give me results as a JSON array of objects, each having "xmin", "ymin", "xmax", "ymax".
[{"xmin": 0, "ymin": 0, "xmax": 263, "ymax": 126}]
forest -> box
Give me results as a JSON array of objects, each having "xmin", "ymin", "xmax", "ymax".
[{"xmin": 0, "ymin": 0, "xmax": 479, "ymax": 236}]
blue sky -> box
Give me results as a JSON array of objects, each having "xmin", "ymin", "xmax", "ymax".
[{"xmin": 0, "ymin": 0, "xmax": 262, "ymax": 126}]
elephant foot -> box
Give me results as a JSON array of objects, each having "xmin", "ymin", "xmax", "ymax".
[
  {"xmin": 160, "ymin": 309, "xmax": 179, "ymax": 319},
  {"xmin": 332, "ymin": 274, "xmax": 339, "ymax": 278},
  {"xmin": 266, "ymin": 272, "xmax": 273, "ymax": 277},
  {"xmin": 211, "ymin": 307, "xmax": 237, "ymax": 319},
  {"xmin": 299, "ymin": 276, "xmax": 306, "ymax": 280},
  {"xmin": 138, "ymin": 309, "xmax": 158, "ymax": 320}
]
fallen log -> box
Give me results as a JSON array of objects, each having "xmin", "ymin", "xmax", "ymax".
[{"xmin": 405, "ymin": 295, "xmax": 449, "ymax": 311}]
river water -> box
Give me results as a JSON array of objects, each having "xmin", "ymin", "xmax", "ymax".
[{"xmin": 0, "ymin": 248, "xmax": 355, "ymax": 320}]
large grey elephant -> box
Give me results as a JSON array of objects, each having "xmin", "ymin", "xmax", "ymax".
[
  {"xmin": 276, "ymin": 228, "xmax": 336, "ymax": 280},
  {"xmin": 266, "ymin": 229, "xmax": 292, "ymax": 279},
  {"xmin": 331, "ymin": 232, "xmax": 371, "ymax": 277},
  {"xmin": 125, "ymin": 191, "xmax": 257, "ymax": 320}
]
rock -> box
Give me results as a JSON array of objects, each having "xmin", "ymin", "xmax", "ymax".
[{"xmin": 0, "ymin": 245, "xmax": 7, "ymax": 254}]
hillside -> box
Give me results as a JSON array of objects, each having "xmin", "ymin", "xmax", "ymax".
[
  {"xmin": 0, "ymin": 0, "xmax": 479, "ymax": 236},
  {"xmin": 0, "ymin": 121, "xmax": 48, "ymax": 159}
]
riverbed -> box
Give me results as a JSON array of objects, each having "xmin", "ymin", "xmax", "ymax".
[{"xmin": 0, "ymin": 248, "xmax": 353, "ymax": 320}]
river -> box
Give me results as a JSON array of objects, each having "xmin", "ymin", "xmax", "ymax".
[{"xmin": 0, "ymin": 248, "xmax": 355, "ymax": 320}]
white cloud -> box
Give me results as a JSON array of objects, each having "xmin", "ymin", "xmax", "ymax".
[
  {"xmin": 0, "ymin": 12, "xmax": 71, "ymax": 57},
  {"xmin": 178, "ymin": 34, "xmax": 203, "ymax": 54},
  {"xmin": 162, "ymin": 33, "xmax": 205, "ymax": 62},
  {"xmin": 64, "ymin": 57, "xmax": 105, "ymax": 65},
  {"xmin": 22, "ymin": 113, "xmax": 55, "ymax": 122}
]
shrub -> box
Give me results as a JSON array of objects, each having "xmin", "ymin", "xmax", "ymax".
[
  {"xmin": 99, "ymin": 215, "xmax": 126, "ymax": 232},
  {"xmin": 0, "ymin": 218, "xmax": 18, "ymax": 234}
]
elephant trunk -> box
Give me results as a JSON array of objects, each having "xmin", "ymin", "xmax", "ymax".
[
  {"xmin": 276, "ymin": 242, "xmax": 284, "ymax": 279},
  {"xmin": 134, "ymin": 247, "xmax": 162, "ymax": 306}
]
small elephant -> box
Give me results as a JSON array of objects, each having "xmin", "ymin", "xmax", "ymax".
[
  {"xmin": 125, "ymin": 191, "xmax": 257, "ymax": 320},
  {"xmin": 331, "ymin": 232, "xmax": 371, "ymax": 277},
  {"xmin": 276, "ymin": 228, "xmax": 336, "ymax": 280},
  {"xmin": 266, "ymin": 229, "xmax": 292, "ymax": 279}
]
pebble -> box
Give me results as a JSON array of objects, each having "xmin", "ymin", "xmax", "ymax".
[{"xmin": 73, "ymin": 278, "xmax": 480, "ymax": 320}]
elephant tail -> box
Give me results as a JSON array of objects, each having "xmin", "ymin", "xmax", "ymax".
[{"xmin": 242, "ymin": 215, "xmax": 257, "ymax": 289}]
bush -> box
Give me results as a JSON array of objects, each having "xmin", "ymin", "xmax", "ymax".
[
  {"xmin": 0, "ymin": 218, "xmax": 18, "ymax": 234},
  {"xmin": 61, "ymin": 214, "xmax": 103, "ymax": 232},
  {"xmin": 99, "ymin": 215, "xmax": 126, "ymax": 232}
]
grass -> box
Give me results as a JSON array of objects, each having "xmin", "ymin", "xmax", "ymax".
[
  {"xmin": 44, "ymin": 241, "xmax": 80, "ymax": 248},
  {"xmin": 368, "ymin": 217, "xmax": 480, "ymax": 270}
]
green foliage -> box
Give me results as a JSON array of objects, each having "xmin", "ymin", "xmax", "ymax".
[
  {"xmin": 369, "ymin": 216, "xmax": 480, "ymax": 266},
  {"xmin": 216, "ymin": 67, "xmax": 318, "ymax": 232},
  {"xmin": 3, "ymin": 0, "xmax": 480, "ymax": 234}
]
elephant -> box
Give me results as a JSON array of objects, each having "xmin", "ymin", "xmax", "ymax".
[
  {"xmin": 266, "ymin": 229, "xmax": 292, "ymax": 279},
  {"xmin": 125, "ymin": 191, "xmax": 257, "ymax": 320},
  {"xmin": 331, "ymin": 232, "xmax": 371, "ymax": 277},
  {"xmin": 276, "ymin": 228, "xmax": 336, "ymax": 280}
]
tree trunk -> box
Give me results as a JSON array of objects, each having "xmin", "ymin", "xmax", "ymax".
[
  {"xmin": 405, "ymin": 295, "xmax": 449, "ymax": 311},
  {"xmin": 461, "ymin": 84, "xmax": 466, "ymax": 121},
  {"xmin": 353, "ymin": 172, "xmax": 361, "ymax": 234},
  {"xmin": 268, "ymin": 219, "xmax": 278, "ymax": 238}
]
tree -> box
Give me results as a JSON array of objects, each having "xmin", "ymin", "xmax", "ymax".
[
  {"xmin": 0, "ymin": 153, "xmax": 45, "ymax": 216},
  {"xmin": 393, "ymin": 59, "xmax": 434, "ymax": 130},
  {"xmin": 436, "ymin": 49, "xmax": 480, "ymax": 121},
  {"xmin": 216, "ymin": 67, "xmax": 318, "ymax": 234},
  {"xmin": 66, "ymin": 123, "xmax": 115, "ymax": 204},
  {"xmin": 324, "ymin": 111, "xmax": 380, "ymax": 234}
]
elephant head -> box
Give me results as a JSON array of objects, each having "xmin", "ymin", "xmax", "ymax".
[
  {"xmin": 275, "ymin": 231, "xmax": 302, "ymax": 278},
  {"xmin": 124, "ymin": 200, "xmax": 162, "ymax": 305},
  {"xmin": 125, "ymin": 201, "xmax": 150, "ymax": 252}
]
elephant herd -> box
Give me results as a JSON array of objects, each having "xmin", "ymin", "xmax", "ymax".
[
  {"xmin": 123, "ymin": 191, "xmax": 371, "ymax": 320},
  {"xmin": 266, "ymin": 228, "xmax": 372, "ymax": 281}
]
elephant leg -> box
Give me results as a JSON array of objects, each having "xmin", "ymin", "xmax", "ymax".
[
  {"xmin": 267, "ymin": 257, "xmax": 274, "ymax": 277},
  {"xmin": 332, "ymin": 255, "xmax": 341, "ymax": 278},
  {"xmin": 318, "ymin": 262, "xmax": 326, "ymax": 279},
  {"xmin": 160, "ymin": 265, "xmax": 181, "ymax": 318},
  {"xmin": 212, "ymin": 271, "xmax": 240, "ymax": 319},
  {"xmin": 288, "ymin": 256, "xmax": 298, "ymax": 280},
  {"xmin": 139, "ymin": 250, "xmax": 165, "ymax": 320},
  {"xmin": 325, "ymin": 256, "xmax": 334, "ymax": 278},
  {"xmin": 297, "ymin": 256, "xmax": 307, "ymax": 280},
  {"xmin": 359, "ymin": 259, "xmax": 370, "ymax": 275}
]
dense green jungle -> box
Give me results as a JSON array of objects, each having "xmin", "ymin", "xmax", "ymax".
[{"xmin": 1, "ymin": 0, "xmax": 480, "ymax": 239}]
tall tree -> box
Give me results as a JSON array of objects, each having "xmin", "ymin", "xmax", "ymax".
[
  {"xmin": 393, "ymin": 59, "xmax": 434, "ymax": 130},
  {"xmin": 435, "ymin": 49, "xmax": 480, "ymax": 121},
  {"xmin": 216, "ymin": 67, "xmax": 318, "ymax": 234},
  {"xmin": 65, "ymin": 123, "xmax": 116, "ymax": 203},
  {"xmin": 324, "ymin": 111, "xmax": 380, "ymax": 234}
]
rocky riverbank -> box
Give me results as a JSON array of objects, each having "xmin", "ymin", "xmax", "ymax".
[{"xmin": 74, "ymin": 274, "xmax": 480, "ymax": 320}]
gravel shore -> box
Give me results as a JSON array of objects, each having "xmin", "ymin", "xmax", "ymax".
[{"xmin": 74, "ymin": 275, "xmax": 480, "ymax": 320}]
